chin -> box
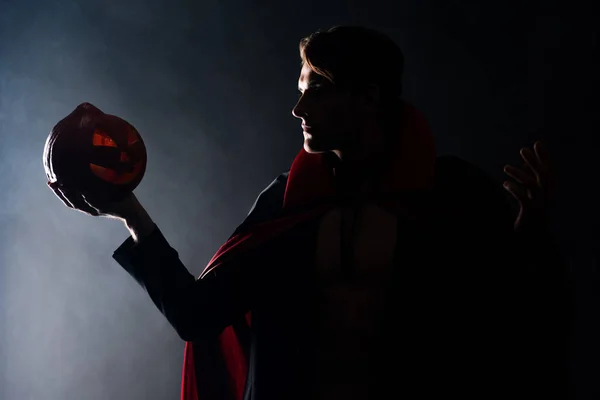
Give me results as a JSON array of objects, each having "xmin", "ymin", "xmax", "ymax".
[
  {"xmin": 303, "ymin": 141, "xmax": 328, "ymax": 154},
  {"xmin": 303, "ymin": 135, "xmax": 333, "ymax": 154}
]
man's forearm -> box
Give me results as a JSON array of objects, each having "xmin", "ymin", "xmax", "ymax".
[{"xmin": 123, "ymin": 207, "xmax": 157, "ymax": 243}]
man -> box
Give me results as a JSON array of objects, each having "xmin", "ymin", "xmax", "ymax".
[{"xmin": 49, "ymin": 26, "xmax": 571, "ymax": 400}]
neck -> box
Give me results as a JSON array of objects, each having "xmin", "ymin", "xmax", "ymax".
[{"xmin": 329, "ymin": 125, "xmax": 389, "ymax": 198}]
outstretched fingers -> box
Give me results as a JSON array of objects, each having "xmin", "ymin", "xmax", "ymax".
[
  {"xmin": 503, "ymin": 180, "xmax": 530, "ymax": 205},
  {"xmin": 503, "ymin": 164, "xmax": 535, "ymax": 186}
]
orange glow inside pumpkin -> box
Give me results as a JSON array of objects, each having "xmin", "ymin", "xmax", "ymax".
[
  {"xmin": 92, "ymin": 130, "xmax": 118, "ymax": 147},
  {"xmin": 90, "ymin": 129, "xmax": 143, "ymax": 185}
]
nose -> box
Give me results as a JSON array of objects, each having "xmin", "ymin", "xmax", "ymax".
[{"xmin": 291, "ymin": 96, "xmax": 306, "ymax": 120}]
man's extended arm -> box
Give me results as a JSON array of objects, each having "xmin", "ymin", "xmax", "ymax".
[
  {"xmin": 112, "ymin": 226, "xmax": 256, "ymax": 341},
  {"xmin": 111, "ymin": 172, "xmax": 289, "ymax": 341}
]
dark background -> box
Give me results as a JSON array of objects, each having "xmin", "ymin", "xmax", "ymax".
[{"xmin": 0, "ymin": 0, "xmax": 598, "ymax": 398}]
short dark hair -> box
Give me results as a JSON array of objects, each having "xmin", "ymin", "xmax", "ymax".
[{"xmin": 299, "ymin": 26, "xmax": 405, "ymax": 101}]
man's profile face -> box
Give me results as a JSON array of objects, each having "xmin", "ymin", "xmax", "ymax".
[{"xmin": 292, "ymin": 64, "xmax": 365, "ymax": 155}]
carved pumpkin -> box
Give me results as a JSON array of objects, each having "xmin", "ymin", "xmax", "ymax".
[{"xmin": 43, "ymin": 102, "xmax": 147, "ymax": 200}]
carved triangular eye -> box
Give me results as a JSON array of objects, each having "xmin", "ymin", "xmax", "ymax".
[{"xmin": 93, "ymin": 130, "xmax": 118, "ymax": 148}]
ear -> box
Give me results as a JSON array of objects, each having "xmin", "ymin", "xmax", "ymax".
[
  {"xmin": 355, "ymin": 84, "xmax": 380, "ymax": 111},
  {"xmin": 365, "ymin": 84, "xmax": 381, "ymax": 105}
]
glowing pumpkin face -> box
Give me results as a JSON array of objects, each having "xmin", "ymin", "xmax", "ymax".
[
  {"xmin": 43, "ymin": 102, "xmax": 147, "ymax": 200},
  {"xmin": 90, "ymin": 125, "xmax": 145, "ymax": 185}
]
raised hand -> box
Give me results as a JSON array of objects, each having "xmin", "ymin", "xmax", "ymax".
[{"xmin": 503, "ymin": 140, "xmax": 557, "ymax": 233}]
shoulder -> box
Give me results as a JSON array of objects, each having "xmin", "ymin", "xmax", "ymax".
[
  {"xmin": 246, "ymin": 172, "xmax": 289, "ymax": 218},
  {"xmin": 230, "ymin": 171, "xmax": 289, "ymax": 236}
]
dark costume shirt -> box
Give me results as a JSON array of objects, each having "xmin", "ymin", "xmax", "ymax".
[{"xmin": 113, "ymin": 103, "xmax": 572, "ymax": 400}]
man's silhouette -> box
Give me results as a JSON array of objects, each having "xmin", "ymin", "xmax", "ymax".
[{"xmin": 49, "ymin": 26, "xmax": 572, "ymax": 400}]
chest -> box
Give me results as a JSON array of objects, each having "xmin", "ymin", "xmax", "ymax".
[
  {"xmin": 314, "ymin": 203, "xmax": 398, "ymax": 283},
  {"xmin": 311, "ymin": 204, "xmax": 398, "ymax": 342}
]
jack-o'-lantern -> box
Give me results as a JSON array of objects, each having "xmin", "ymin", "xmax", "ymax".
[{"xmin": 43, "ymin": 102, "xmax": 147, "ymax": 200}]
